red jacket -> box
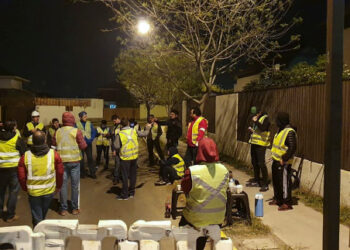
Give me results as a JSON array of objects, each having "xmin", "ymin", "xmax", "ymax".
[
  {"xmin": 18, "ymin": 151, "xmax": 64, "ymax": 192},
  {"xmin": 186, "ymin": 116, "xmax": 208, "ymax": 147}
]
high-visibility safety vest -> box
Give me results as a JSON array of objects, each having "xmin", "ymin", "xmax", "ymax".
[
  {"xmin": 249, "ymin": 115, "xmax": 271, "ymax": 147},
  {"xmin": 190, "ymin": 117, "xmax": 207, "ymax": 145},
  {"xmin": 76, "ymin": 120, "xmax": 92, "ymax": 139},
  {"xmin": 16, "ymin": 129, "xmax": 21, "ymax": 137},
  {"xmin": 0, "ymin": 133, "xmax": 20, "ymax": 168},
  {"xmin": 119, "ymin": 128, "xmax": 139, "ymax": 161},
  {"xmin": 183, "ymin": 163, "xmax": 229, "ymax": 228},
  {"xmin": 24, "ymin": 149, "xmax": 56, "ymax": 197},
  {"xmin": 96, "ymin": 127, "xmax": 110, "ymax": 146},
  {"xmin": 172, "ymin": 154, "xmax": 185, "ymax": 177},
  {"xmin": 151, "ymin": 123, "xmax": 159, "ymax": 140},
  {"xmin": 271, "ymin": 127, "xmax": 296, "ymax": 165},
  {"xmin": 114, "ymin": 125, "xmax": 121, "ymax": 135},
  {"xmin": 48, "ymin": 127, "xmax": 56, "ymax": 138},
  {"xmin": 56, "ymin": 126, "xmax": 81, "ymax": 162},
  {"xmin": 26, "ymin": 122, "xmax": 44, "ymax": 145}
]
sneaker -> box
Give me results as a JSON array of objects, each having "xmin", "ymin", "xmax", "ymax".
[
  {"xmin": 129, "ymin": 195, "xmax": 134, "ymax": 199},
  {"xmin": 246, "ymin": 182, "xmax": 260, "ymax": 187},
  {"xmin": 154, "ymin": 180, "xmax": 167, "ymax": 186},
  {"xmin": 116, "ymin": 196, "xmax": 129, "ymax": 200},
  {"xmin": 59, "ymin": 210, "xmax": 68, "ymax": 216},
  {"xmin": 5, "ymin": 215, "xmax": 19, "ymax": 223},
  {"xmin": 166, "ymin": 182, "xmax": 172, "ymax": 185},
  {"xmin": 268, "ymin": 200, "xmax": 279, "ymax": 206},
  {"xmin": 72, "ymin": 209, "xmax": 81, "ymax": 215},
  {"xmin": 278, "ymin": 204, "xmax": 293, "ymax": 211},
  {"xmin": 259, "ymin": 186, "xmax": 269, "ymax": 192}
]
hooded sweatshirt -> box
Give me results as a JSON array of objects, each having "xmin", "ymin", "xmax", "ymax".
[
  {"xmin": 181, "ymin": 137, "xmax": 220, "ymax": 194},
  {"xmin": 276, "ymin": 112, "xmax": 297, "ymax": 162}
]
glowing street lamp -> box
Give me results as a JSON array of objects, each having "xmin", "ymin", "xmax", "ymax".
[{"xmin": 137, "ymin": 20, "xmax": 151, "ymax": 35}]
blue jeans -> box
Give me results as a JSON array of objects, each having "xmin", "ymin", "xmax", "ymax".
[
  {"xmin": 0, "ymin": 169, "xmax": 20, "ymax": 219},
  {"xmin": 60, "ymin": 162, "xmax": 80, "ymax": 211},
  {"xmin": 28, "ymin": 193, "xmax": 54, "ymax": 227}
]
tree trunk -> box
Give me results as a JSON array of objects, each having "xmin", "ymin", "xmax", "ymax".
[
  {"xmin": 146, "ymin": 102, "xmax": 151, "ymax": 118},
  {"xmin": 199, "ymin": 92, "xmax": 209, "ymax": 113}
]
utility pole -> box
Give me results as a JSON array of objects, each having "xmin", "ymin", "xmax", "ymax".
[{"xmin": 323, "ymin": 0, "xmax": 344, "ymax": 249}]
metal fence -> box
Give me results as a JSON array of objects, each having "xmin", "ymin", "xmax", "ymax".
[{"xmin": 237, "ymin": 82, "xmax": 350, "ymax": 170}]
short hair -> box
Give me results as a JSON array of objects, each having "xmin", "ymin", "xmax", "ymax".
[
  {"xmin": 120, "ymin": 118, "xmax": 129, "ymax": 127},
  {"xmin": 148, "ymin": 114, "xmax": 155, "ymax": 119},
  {"xmin": 191, "ymin": 107, "xmax": 201, "ymax": 116},
  {"xmin": 32, "ymin": 131, "xmax": 46, "ymax": 145},
  {"xmin": 52, "ymin": 118, "xmax": 59, "ymax": 123},
  {"xmin": 4, "ymin": 120, "xmax": 17, "ymax": 132},
  {"xmin": 170, "ymin": 109, "xmax": 179, "ymax": 116},
  {"xmin": 111, "ymin": 114, "xmax": 120, "ymax": 120},
  {"xmin": 101, "ymin": 120, "xmax": 107, "ymax": 125}
]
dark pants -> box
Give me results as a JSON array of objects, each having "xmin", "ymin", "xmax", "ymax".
[
  {"xmin": 120, "ymin": 159, "xmax": 137, "ymax": 198},
  {"xmin": 250, "ymin": 144, "xmax": 268, "ymax": 186},
  {"xmin": 147, "ymin": 139, "xmax": 164, "ymax": 165},
  {"xmin": 179, "ymin": 216, "xmax": 208, "ymax": 250},
  {"xmin": 159, "ymin": 165, "xmax": 181, "ymax": 183},
  {"xmin": 81, "ymin": 144, "xmax": 94, "ymax": 176},
  {"xmin": 166, "ymin": 139, "xmax": 178, "ymax": 150},
  {"xmin": 96, "ymin": 145, "xmax": 109, "ymax": 168},
  {"xmin": 114, "ymin": 154, "xmax": 121, "ymax": 182},
  {"xmin": 0, "ymin": 169, "xmax": 19, "ymax": 220},
  {"xmin": 272, "ymin": 161, "xmax": 292, "ymax": 205},
  {"xmin": 184, "ymin": 146, "xmax": 198, "ymax": 167},
  {"xmin": 28, "ymin": 193, "xmax": 54, "ymax": 227}
]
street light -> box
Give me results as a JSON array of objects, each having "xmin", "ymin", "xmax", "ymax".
[{"xmin": 137, "ymin": 20, "xmax": 151, "ymax": 35}]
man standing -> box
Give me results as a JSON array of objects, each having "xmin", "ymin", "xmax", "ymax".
[
  {"xmin": 17, "ymin": 131, "xmax": 64, "ymax": 227},
  {"xmin": 270, "ymin": 112, "xmax": 297, "ymax": 211},
  {"xmin": 76, "ymin": 111, "xmax": 96, "ymax": 178},
  {"xmin": 185, "ymin": 107, "xmax": 208, "ymax": 167},
  {"xmin": 146, "ymin": 115, "xmax": 164, "ymax": 166},
  {"xmin": 47, "ymin": 118, "xmax": 60, "ymax": 149},
  {"xmin": 111, "ymin": 115, "xmax": 121, "ymax": 185},
  {"xmin": 247, "ymin": 106, "xmax": 271, "ymax": 191},
  {"xmin": 114, "ymin": 118, "xmax": 150, "ymax": 200},
  {"xmin": 156, "ymin": 109, "xmax": 182, "ymax": 149},
  {"xmin": 52, "ymin": 112, "xmax": 87, "ymax": 216},
  {"xmin": 0, "ymin": 120, "xmax": 26, "ymax": 222},
  {"xmin": 181, "ymin": 137, "xmax": 229, "ymax": 250},
  {"xmin": 96, "ymin": 120, "xmax": 111, "ymax": 170},
  {"xmin": 23, "ymin": 111, "xmax": 46, "ymax": 148}
]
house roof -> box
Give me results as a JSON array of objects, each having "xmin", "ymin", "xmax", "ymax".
[{"xmin": 0, "ymin": 66, "xmax": 30, "ymax": 83}]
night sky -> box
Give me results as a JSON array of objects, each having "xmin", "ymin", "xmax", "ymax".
[{"xmin": 0, "ymin": 0, "xmax": 347, "ymax": 98}]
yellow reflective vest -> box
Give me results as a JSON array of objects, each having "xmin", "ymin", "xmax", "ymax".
[
  {"xmin": 183, "ymin": 163, "xmax": 229, "ymax": 228},
  {"xmin": 48, "ymin": 127, "xmax": 56, "ymax": 138},
  {"xmin": 249, "ymin": 115, "xmax": 270, "ymax": 147},
  {"xmin": 119, "ymin": 128, "xmax": 139, "ymax": 161},
  {"xmin": 0, "ymin": 133, "xmax": 20, "ymax": 168},
  {"xmin": 271, "ymin": 127, "xmax": 296, "ymax": 164},
  {"xmin": 190, "ymin": 117, "xmax": 207, "ymax": 145},
  {"xmin": 96, "ymin": 127, "xmax": 110, "ymax": 146},
  {"xmin": 172, "ymin": 154, "xmax": 185, "ymax": 177},
  {"xmin": 24, "ymin": 149, "xmax": 56, "ymax": 197},
  {"xmin": 151, "ymin": 123, "xmax": 159, "ymax": 140},
  {"xmin": 56, "ymin": 126, "xmax": 81, "ymax": 162},
  {"xmin": 76, "ymin": 120, "xmax": 91, "ymax": 139},
  {"xmin": 114, "ymin": 124, "xmax": 121, "ymax": 136},
  {"xmin": 26, "ymin": 122, "xmax": 44, "ymax": 145}
]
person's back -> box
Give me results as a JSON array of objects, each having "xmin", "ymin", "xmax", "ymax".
[{"xmin": 56, "ymin": 126, "xmax": 81, "ymax": 163}]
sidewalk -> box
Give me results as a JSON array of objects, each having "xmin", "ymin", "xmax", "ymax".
[{"xmin": 174, "ymin": 139, "xmax": 349, "ymax": 249}]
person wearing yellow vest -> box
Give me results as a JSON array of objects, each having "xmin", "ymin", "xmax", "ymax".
[
  {"xmin": 270, "ymin": 112, "xmax": 297, "ymax": 211},
  {"xmin": 0, "ymin": 120, "xmax": 26, "ymax": 223},
  {"xmin": 76, "ymin": 111, "xmax": 96, "ymax": 179},
  {"xmin": 111, "ymin": 115, "xmax": 122, "ymax": 185},
  {"xmin": 52, "ymin": 112, "xmax": 87, "ymax": 216},
  {"xmin": 247, "ymin": 107, "xmax": 271, "ymax": 192},
  {"xmin": 96, "ymin": 120, "xmax": 111, "ymax": 170},
  {"xmin": 181, "ymin": 137, "xmax": 229, "ymax": 250},
  {"xmin": 17, "ymin": 131, "xmax": 64, "ymax": 227},
  {"xmin": 146, "ymin": 115, "xmax": 165, "ymax": 166},
  {"xmin": 23, "ymin": 111, "xmax": 46, "ymax": 148},
  {"xmin": 113, "ymin": 118, "xmax": 151, "ymax": 200},
  {"xmin": 185, "ymin": 107, "xmax": 208, "ymax": 167},
  {"xmin": 47, "ymin": 118, "xmax": 60, "ymax": 149},
  {"xmin": 155, "ymin": 146, "xmax": 185, "ymax": 185}
]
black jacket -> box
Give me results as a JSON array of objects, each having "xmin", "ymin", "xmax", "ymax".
[
  {"xmin": 147, "ymin": 122, "xmax": 163, "ymax": 141},
  {"xmin": 158, "ymin": 118, "xmax": 182, "ymax": 142},
  {"xmin": 253, "ymin": 112, "xmax": 270, "ymax": 132},
  {"xmin": 280, "ymin": 125, "xmax": 297, "ymax": 162},
  {"xmin": 23, "ymin": 121, "xmax": 46, "ymax": 138}
]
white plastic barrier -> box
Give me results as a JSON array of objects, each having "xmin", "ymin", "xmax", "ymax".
[{"xmin": 0, "ymin": 220, "xmax": 233, "ymax": 250}]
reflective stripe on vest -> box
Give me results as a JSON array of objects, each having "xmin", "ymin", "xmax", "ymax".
[
  {"xmin": 249, "ymin": 115, "xmax": 271, "ymax": 147},
  {"xmin": 26, "ymin": 122, "xmax": 44, "ymax": 145},
  {"xmin": 172, "ymin": 154, "xmax": 185, "ymax": 177},
  {"xmin": 151, "ymin": 123, "xmax": 159, "ymax": 140},
  {"xmin": 271, "ymin": 128, "xmax": 296, "ymax": 164},
  {"xmin": 97, "ymin": 127, "xmax": 110, "ymax": 146},
  {"xmin": 56, "ymin": 127, "xmax": 81, "ymax": 162},
  {"xmin": 190, "ymin": 117, "xmax": 207, "ymax": 145},
  {"xmin": 25, "ymin": 149, "xmax": 56, "ymax": 196},
  {"xmin": 0, "ymin": 133, "xmax": 20, "ymax": 168},
  {"xmin": 183, "ymin": 163, "xmax": 229, "ymax": 228},
  {"xmin": 119, "ymin": 128, "xmax": 138, "ymax": 160},
  {"xmin": 76, "ymin": 121, "xmax": 91, "ymax": 139}
]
